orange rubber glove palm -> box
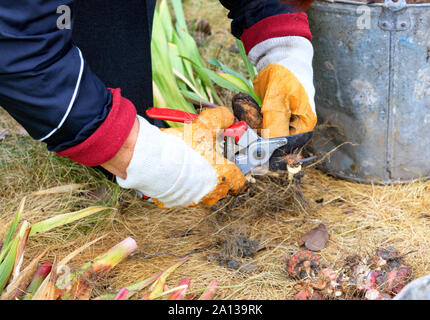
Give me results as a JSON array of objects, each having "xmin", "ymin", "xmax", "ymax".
[
  {"xmin": 254, "ymin": 61, "xmax": 317, "ymax": 138},
  {"xmin": 241, "ymin": 13, "xmax": 318, "ymax": 138}
]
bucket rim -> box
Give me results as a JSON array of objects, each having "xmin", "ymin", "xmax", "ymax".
[{"xmin": 314, "ymin": 0, "xmax": 430, "ymax": 7}]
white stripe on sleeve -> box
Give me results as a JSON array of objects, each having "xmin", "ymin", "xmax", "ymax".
[{"xmin": 39, "ymin": 47, "xmax": 85, "ymax": 142}]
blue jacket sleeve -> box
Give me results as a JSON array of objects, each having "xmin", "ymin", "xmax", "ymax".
[
  {"xmin": 218, "ymin": 0, "xmax": 297, "ymax": 38},
  {"xmin": 0, "ymin": 0, "xmax": 112, "ymax": 152}
]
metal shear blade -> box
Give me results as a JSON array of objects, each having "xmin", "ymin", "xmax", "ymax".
[
  {"xmin": 234, "ymin": 136, "xmax": 289, "ymax": 175},
  {"xmin": 222, "ymin": 130, "xmax": 314, "ymax": 174}
]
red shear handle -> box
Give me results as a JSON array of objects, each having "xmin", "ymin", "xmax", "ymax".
[
  {"xmin": 222, "ymin": 121, "xmax": 248, "ymax": 144},
  {"xmin": 146, "ymin": 108, "xmax": 198, "ymax": 123}
]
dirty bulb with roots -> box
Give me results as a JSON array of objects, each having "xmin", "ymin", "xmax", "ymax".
[{"xmin": 287, "ymin": 247, "xmax": 414, "ymax": 300}]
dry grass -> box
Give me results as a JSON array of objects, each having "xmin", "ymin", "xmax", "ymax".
[
  {"xmin": 1, "ymin": 0, "xmax": 430, "ymax": 300},
  {"xmin": 1, "ymin": 121, "xmax": 430, "ymax": 299}
]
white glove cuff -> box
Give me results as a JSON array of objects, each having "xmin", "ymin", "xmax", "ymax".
[{"xmin": 116, "ymin": 116, "xmax": 218, "ymax": 208}]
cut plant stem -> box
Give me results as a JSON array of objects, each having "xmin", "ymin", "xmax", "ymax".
[
  {"xmin": 29, "ymin": 206, "xmax": 111, "ymax": 237},
  {"xmin": 199, "ymin": 281, "xmax": 218, "ymax": 300},
  {"xmin": 236, "ymin": 39, "xmax": 257, "ymax": 81},
  {"xmin": 148, "ymin": 256, "xmax": 189, "ymax": 300},
  {"xmin": 22, "ymin": 262, "xmax": 52, "ymax": 300},
  {"xmin": 32, "ymin": 258, "xmax": 59, "ymax": 300},
  {"xmin": 168, "ymin": 278, "xmax": 190, "ymax": 300},
  {"xmin": 1, "ymin": 249, "xmax": 48, "ymax": 301},
  {"xmin": 173, "ymin": 69, "xmax": 207, "ymax": 101},
  {"xmin": 12, "ymin": 221, "xmax": 31, "ymax": 280},
  {"xmin": 0, "ymin": 225, "xmax": 24, "ymax": 293},
  {"xmin": 113, "ymin": 288, "xmax": 130, "ymax": 300},
  {"xmin": 181, "ymin": 90, "xmax": 219, "ymax": 109},
  {"xmin": 67, "ymin": 238, "xmax": 138, "ymax": 300},
  {"xmin": 147, "ymin": 284, "xmax": 188, "ymax": 300},
  {"xmin": 94, "ymin": 271, "xmax": 164, "ymax": 300},
  {"xmin": 0, "ymin": 197, "xmax": 26, "ymax": 263}
]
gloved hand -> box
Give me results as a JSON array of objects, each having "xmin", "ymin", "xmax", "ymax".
[
  {"xmin": 116, "ymin": 107, "xmax": 247, "ymax": 208},
  {"xmin": 219, "ymin": 0, "xmax": 317, "ymax": 138},
  {"xmin": 250, "ymin": 37, "xmax": 317, "ymax": 138}
]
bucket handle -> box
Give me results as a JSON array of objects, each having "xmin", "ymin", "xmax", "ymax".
[
  {"xmin": 378, "ymin": 0, "xmax": 411, "ymax": 31},
  {"xmin": 383, "ymin": 0, "xmax": 407, "ymax": 12}
]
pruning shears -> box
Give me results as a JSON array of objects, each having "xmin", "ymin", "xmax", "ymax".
[{"xmin": 146, "ymin": 108, "xmax": 314, "ymax": 175}]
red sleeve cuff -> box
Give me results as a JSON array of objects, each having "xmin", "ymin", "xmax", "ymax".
[
  {"xmin": 240, "ymin": 12, "xmax": 312, "ymax": 55},
  {"xmin": 57, "ymin": 88, "xmax": 137, "ymax": 167}
]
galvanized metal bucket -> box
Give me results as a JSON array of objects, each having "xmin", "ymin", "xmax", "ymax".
[{"xmin": 307, "ymin": 0, "xmax": 430, "ymax": 184}]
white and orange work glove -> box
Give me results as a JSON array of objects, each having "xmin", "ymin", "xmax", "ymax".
[
  {"xmin": 220, "ymin": 0, "xmax": 317, "ymax": 138},
  {"xmin": 250, "ymin": 34, "xmax": 317, "ymax": 138},
  {"xmin": 116, "ymin": 107, "xmax": 247, "ymax": 208}
]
